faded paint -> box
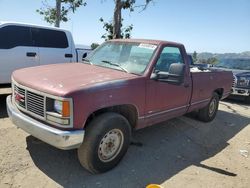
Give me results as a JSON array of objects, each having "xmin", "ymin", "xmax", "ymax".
[{"xmin": 12, "ymin": 39, "xmax": 233, "ymax": 130}]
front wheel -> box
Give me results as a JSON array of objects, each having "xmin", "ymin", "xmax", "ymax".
[
  {"xmin": 198, "ymin": 93, "xmax": 219, "ymax": 122},
  {"xmin": 77, "ymin": 112, "xmax": 131, "ymax": 174}
]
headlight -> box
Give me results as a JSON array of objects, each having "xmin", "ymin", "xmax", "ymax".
[
  {"xmin": 54, "ymin": 100, "xmax": 63, "ymax": 114},
  {"xmin": 54, "ymin": 100, "xmax": 70, "ymax": 117},
  {"xmin": 45, "ymin": 99, "xmax": 72, "ymax": 126}
]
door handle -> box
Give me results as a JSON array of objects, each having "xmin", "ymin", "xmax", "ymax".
[
  {"xmin": 26, "ymin": 52, "xmax": 37, "ymax": 57},
  {"xmin": 65, "ymin": 53, "xmax": 73, "ymax": 58}
]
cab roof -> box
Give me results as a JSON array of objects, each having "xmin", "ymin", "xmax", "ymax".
[
  {"xmin": 0, "ymin": 21, "xmax": 69, "ymax": 33},
  {"xmin": 110, "ymin": 38, "xmax": 184, "ymax": 47}
]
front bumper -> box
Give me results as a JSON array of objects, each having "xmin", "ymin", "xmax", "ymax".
[
  {"xmin": 6, "ymin": 95, "xmax": 84, "ymax": 150},
  {"xmin": 231, "ymin": 87, "xmax": 250, "ymax": 96}
]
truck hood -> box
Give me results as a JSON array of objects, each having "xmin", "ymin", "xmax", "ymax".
[
  {"xmin": 234, "ymin": 71, "xmax": 250, "ymax": 78},
  {"xmin": 12, "ymin": 63, "xmax": 138, "ymax": 96},
  {"xmin": 212, "ymin": 67, "xmax": 250, "ymax": 77},
  {"xmin": 230, "ymin": 69, "xmax": 250, "ymax": 77}
]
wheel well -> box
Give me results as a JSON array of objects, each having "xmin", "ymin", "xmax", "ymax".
[
  {"xmin": 85, "ymin": 105, "xmax": 138, "ymax": 130},
  {"xmin": 214, "ymin": 88, "xmax": 224, "ymax": 99}
]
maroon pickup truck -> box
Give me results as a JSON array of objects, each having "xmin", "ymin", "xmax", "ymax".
[{"xmin": 7, "ymin": 39, "xmax": 233, "ymax": 173}]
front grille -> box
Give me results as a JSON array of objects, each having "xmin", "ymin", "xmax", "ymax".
[
  {"xmin": 232, "ymin": 75, "xmax": 236, "ymax": 87},
  {"xmin": 237, "ymin": 79, "xmax": 250, "ymax": 88},
  {"xmin": 14, "ymin": 84, "xmax": 45, "ymax": 118},
  {"xmin": 14, "ymin": 85, "xmax": 25, "ymax": 108},
  {"xmin": 27, "ymin": 91, "xmax": 45, "ymax": 117}
]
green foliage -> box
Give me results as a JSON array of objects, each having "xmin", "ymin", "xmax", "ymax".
[
  {"xmin": 192, "ymin": 51, "xmax": 197, "ymax": 63},
  {"xmin": 193, "ymin": 51, "xmax": 218, "ymax": 64},
  {"xmin": 196, "ymin": 57, "xmax": 219, "ymax": 65},
  {"xmin": 36, "ymin": 0, "xmax": 86, "ymax": 26},
  {"xmin": 91, "ymin": 43, "xmax": 100, "ymax": 50},
  {"xmin": 100, "ymin": 17, "xmax": 133, "ymax": 41},
  {"xmin": 122, "ymin": 0, "xmax": 153, "ymax": 12},
  {"xmin": 100, "ymin": 0, "xmax": 153, "ymax": 40},
  {"xmin": 207, "ymin": 57, "xmax": 219, "ymax": 64}
]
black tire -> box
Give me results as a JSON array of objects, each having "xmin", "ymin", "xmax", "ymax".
[
  {"xmin": 245, "ymin": 96, "xmax": 250, "ymax": 104},
  {"xmin": 77, "ymin": 112, "xmax": 131, "ymax": 174},
  {"xmin": 198, "ymin": 93, "xmax": 219, "ymax": 122}
]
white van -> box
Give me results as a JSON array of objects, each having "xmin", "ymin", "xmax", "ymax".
[{"xmin": 0, "ymin": 22, "xmax": 91, "ymax": 84}]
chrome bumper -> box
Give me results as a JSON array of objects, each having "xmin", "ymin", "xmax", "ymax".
[
  {"xmin": 231, "ymin": 87, "xmax": 250, "ymax": 97},
  {"xmin": 6, "ymin": 95, "xmax": 84, "ymax": 150}
]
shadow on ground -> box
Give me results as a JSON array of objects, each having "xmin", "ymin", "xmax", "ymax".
[
  {"xmin": 0, "ymin": 84, "xmax": 11, "ymax": 88},
  {"xmin": 0, "ymin": 94, "xmax": 8, "ymax": 118},
  {"xmin": 26, "ymin": 107, "xmax": 250, "ymax": 188},
  {"xmin": 224, "ymin": 96, "xmax": 250, "ymax": 106}
]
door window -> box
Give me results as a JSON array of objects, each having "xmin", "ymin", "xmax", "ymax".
[
  {"xmin": 0, "ymin": 25, "xmax": 32, "ymax": 49},
  {"xmin": 31, "ymin": 28, "xmax": 68, "ymax": 48},
  {"xmin": 155, "ymin": 46, "xmax": 184, "ymax": 72}
]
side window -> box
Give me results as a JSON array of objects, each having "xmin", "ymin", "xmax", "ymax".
[
  {"xmin": 155, "ymin": 46, "xmax": 184, "ymax": 72},
  {"xmin": 31, "ymin": 28, "xmax": 68, "ymax": 48},
  {"xmin": 0, "ymin": 25, "xmax": 32, "ymax": 49}
]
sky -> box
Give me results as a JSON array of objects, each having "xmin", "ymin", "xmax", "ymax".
[{"xmin": 0, "ymin": 0, "xmax": 249, "ymax": 53}]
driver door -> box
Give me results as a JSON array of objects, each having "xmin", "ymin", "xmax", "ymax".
[{"xmin": 145, "ymin": 45, "xmax": 192, "ymax": 126}]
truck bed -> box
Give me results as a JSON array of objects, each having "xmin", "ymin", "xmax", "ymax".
[{"xmin": 188, "ymin": 69, "xmax": 233, "ymax": 112}]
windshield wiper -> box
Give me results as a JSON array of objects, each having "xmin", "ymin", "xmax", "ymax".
[
  {"xmin": 83, "ymin": 58, "xmax": 93, "ymax": 65},
  {"xmin": 101, "ymin": 60, "xmax": 128, "ymax": 73}
]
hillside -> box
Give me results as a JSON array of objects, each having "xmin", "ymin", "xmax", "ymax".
[{"xmin": 197, "ymin": 51, "xmax": 250, "ymax": 60}]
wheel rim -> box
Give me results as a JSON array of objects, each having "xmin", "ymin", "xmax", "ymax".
[
  {"xmin": 208, "ymin": 98, "xmax": 217, "ymax": 117},
  {"xmin": 98, "ymin": 129, "xmax": 124, "ymax": 163}
]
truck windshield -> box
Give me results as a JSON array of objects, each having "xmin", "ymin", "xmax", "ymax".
[
  {"xmin": 214, "ymin": 59, "xmax": 250, "ymax": 70},
  {"xmin": 85, "ymin": 42, "xmax": 157, "ymax": 75}
]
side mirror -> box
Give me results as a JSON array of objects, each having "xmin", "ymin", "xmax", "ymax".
[
  {"xmin": 169, "ymin": 63, "xmax": 185, "ymax": 76},
  {"xmin": 151, "ymin": 63, "xmax": 185, "ymax": 84},
  {"xmin": 82, "ymin": 52, "xmax": 87, "ymax": 60}
]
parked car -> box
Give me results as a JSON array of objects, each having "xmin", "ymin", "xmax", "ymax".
[
  {"xmin": 0, "ymin": 22, "xmax": 90, "ymax": 84},
  {"xmin": 7, "ymin": 39, "xmax": 233, "ymax": 173},
  {"xmin": 213, "ymin": 58, "xmax": 250, "ymax": 103}
]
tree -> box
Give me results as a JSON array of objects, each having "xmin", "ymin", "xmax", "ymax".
[
  {"xmin": 197, "ymin": 59, "xmax": 207, "ymax": 64},
  {"xmin": 207, "ymin": 57, "xmax": 219, "ymax": 65},
  {"xmin": 192, "ymin": 51, "xmax": 198, "ymax": 63},
  {"xmin": 101, "ymin": 0, "xmax": 153, "ymax": 40},
  {"xmin": 100, "ymin": 17, "xmax": 133, "ymax": 41},
  {"xmin": 37, "ymin": 0, "xmax": 86, "ymax": 27},
  {"xmin": 196, "ymin": 57, "xmax": 218, "ymax": 65},
  {"xmin": 91, "ymin": 43, "xmax": 100, "ymax": 50}
]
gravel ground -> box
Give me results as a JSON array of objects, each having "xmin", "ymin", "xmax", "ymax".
[{"xmin": 0, "ymin": 89, "xmax": 249, "ymax": 188}]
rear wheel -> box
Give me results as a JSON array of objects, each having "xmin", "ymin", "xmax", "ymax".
[
  {"xmin": 245, "ymin": 95, "xmax": 250, "ymax": 104},
  {"xmin": 77, "ymin": 112, "xmax": 131, "ymax": 174},
  {"xmin": 198, "ymin": 93, "xmax": 219, "ymax": 122}
]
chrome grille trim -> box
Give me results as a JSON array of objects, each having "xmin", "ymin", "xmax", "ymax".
[
  {"xmin": 232, "ymin": 75, "xmax": 237, "ymax": 87},
  {"xmin": 12, "ymin": 79, "xmax": 74, "ymax": 128},
  {"xmin": 26, "ymin": 91, "xmax": 45, "ymax": 117},
  {"xmin": 14, "ymin": 85, "xmax": 26, "ymax": 108},
  {"xmin": 14, "ymin": 85, "xmax": 25, "ymax": 95},
  {"xmin": 14, "ymin": 85, "xmax": 46, "ymax": 120}
]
